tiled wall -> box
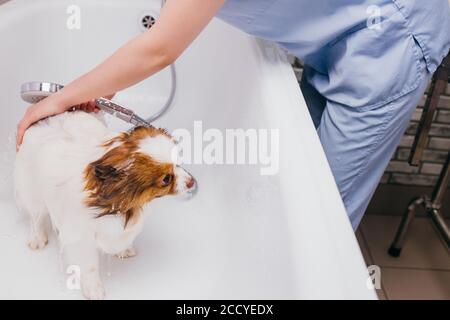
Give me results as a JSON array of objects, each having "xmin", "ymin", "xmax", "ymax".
[
  {"xmin": 383, "ymin": 88, "xmax": 450, "ymax": 187},
  {"xmin": 291, "ymin": 57, "xmax": 450, "ymax": 188}
]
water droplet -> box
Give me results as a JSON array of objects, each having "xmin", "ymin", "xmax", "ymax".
[{"xmin": 246, "ymin": 179, "xmax": 278, "ymax": 205}]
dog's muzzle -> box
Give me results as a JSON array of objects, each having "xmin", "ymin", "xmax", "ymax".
[{"xmin": 185, "ymin": 170, "xmax": 198, "ymax": 199}]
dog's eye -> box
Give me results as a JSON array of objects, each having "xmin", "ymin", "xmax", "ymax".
[{"xmin": 161, "ymin": 174, "xmax": 173, "ymax": 187}]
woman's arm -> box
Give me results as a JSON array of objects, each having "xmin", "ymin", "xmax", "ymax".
[{"xmin": 16, "ymin": 0, "xmax": 225, "ymax": 148}]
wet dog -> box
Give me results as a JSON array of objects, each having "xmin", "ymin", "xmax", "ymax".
[{"xmin": 14, "ymin": 111, "xmax": 196, "ymax": 299}]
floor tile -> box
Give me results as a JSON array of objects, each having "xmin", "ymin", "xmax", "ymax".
[
  {"xmin": 376, "ymin": 287, "xmax": 388, "ymax": 300},
  {"xmin": 356, "ymin": 229, "xmax": 388, "ymax": 300},
  {"xmin": 381, "ymin": 267, "xmax": 450, "ymax": 300},
  {"xmin": 360, "ymin": 215, "xmax": 450, "ymax": 270}
]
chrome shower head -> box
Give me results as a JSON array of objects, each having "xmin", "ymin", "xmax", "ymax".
[{"xmin": 20, "ymin": 81, "xmax": 63, "ymax": 104}]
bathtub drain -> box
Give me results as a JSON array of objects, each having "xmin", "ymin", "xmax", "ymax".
[{"xmin": 141, "ymin": 14, "xmax": 156, "ymax": 30}]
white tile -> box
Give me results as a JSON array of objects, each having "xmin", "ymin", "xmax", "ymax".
[
  {"xmin": 360, "ymin": 215, "xmax": 450, "ymax": 270},
  {"xmin": 382, "ymin": 268, "xmax": 450, "ymax": 300}
]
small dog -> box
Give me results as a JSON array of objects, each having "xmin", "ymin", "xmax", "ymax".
[{"xmin": 14, "ymin": 111, "xmax": 196, "ymax": 299}]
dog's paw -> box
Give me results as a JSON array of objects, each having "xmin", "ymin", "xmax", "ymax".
[
  {"xmin": 82, "ymin": 280, "xmax": 105, "ymax": 300},
  {"xmin": 116, "ymin": 247, "xmax": 137, "ymax": 259},
  {"xmin": 27, "ymin": 234, "xmax": 48, "ymax": 250}
]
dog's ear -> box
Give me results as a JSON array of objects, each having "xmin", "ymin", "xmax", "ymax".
[
  {"xmin": 87, "ymin": 140, "xmax": 134, "ymax": 183},
  {"xmin": 85, "ymin": 159, "xmax": 123, "ymax": 189},
  {"xmin": 94, "ymin": 164, "xmax": 119, "ymax": 181}
]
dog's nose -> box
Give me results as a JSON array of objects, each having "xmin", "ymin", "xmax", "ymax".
[
  {"xmin": 180, "ymin": 169, "xmax": 198, "ymax": 199},
  {"xmin": 186, "ymin": 177, "xmax": 195, "ymax": 189}
]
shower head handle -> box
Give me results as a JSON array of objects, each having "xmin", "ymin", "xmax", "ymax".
[
  {"xmin": 94, "ymin": 97, "xmax": 152, "ymax": 128},
  {"xmin": 20, "ymin": 81, "xmax": 153, "ymax": 128}
]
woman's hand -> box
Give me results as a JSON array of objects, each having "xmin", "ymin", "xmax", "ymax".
[
  {"xmin": 73, "ymin": 100, "xmax": 100, "ymax": 113},
  {"xmin": 16, "ymin": 93, "xmax": 115, "ymax": 150},
  {"xmin": 72, "ymin": 93, "xmax": 115, "ymax": 113},
  {"xmin": 16, "ymin": 96, "xmax": 66, "ymax": 150},
  {"xmin": 16, "ymin": 0, "xmax": 224, "ymax": 150}
]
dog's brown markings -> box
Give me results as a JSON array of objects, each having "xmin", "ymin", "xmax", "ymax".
[{"xmin": 84, "ymin": 126, "xmax": 175, "ymax": 227}]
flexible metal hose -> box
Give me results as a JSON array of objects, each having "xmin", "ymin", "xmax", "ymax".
[
  {"xmin": 146, "ymin": 62, "xmax": 176, "ymax": 122},
  {"xmin": 145, "ymin": 0, "xmax": 177, "ymax": 123}
]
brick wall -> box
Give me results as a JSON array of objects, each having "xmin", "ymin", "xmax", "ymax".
[
  {"xmin": 291, "ymin": 57, "xmax": 450, "ymax": 188},
  {"xmin": 383, "ymin": 87, "xmax": 450, "ymax": 187}
]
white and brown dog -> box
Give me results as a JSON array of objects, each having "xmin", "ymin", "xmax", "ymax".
[{"xmin": 14, "ymin": 111, "xmax": 196, "ymax": 299}]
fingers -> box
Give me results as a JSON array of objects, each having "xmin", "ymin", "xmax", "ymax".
[
  {"xmin": 16, "ymin": 106, "xmax": 37, "ymax": 150},
  {"xmin": 86, "ymin": 101, "xmax": 97, "ymax": 112},
  {"xmin": 74, "ymin": 100, "xmax": 106, "ymax": 113},
  {"xmin": 75, "ymin": 101, "xmax": 97, "ymax": 112},
  {"xmin": 16, "ymin": 122, "xmax": 26, "ymax": 151},
  {"xmin": 73, "ymin": 95, "xmax": 114, "ymax": 113},
  {"xmin": 16, "ymin": 95, "xmax": 111, "ymax": 150},
  {"xmin": 16, "ymin": 101, "xmax": 63, "ymax": 150}
]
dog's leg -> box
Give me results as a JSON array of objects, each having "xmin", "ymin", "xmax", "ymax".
[
  {"xmin": 27, "ymin": 212, "xmax": 49, "ymax": 250},
  {"xmin": 63, "ymin": 239, "xmax": 105, "ymax": 300},
  {"xmin": 116, "ymin": 246, "xmax": 137, "ymax": 259}
]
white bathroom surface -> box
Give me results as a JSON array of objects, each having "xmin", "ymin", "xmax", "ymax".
[{"xmin": 0, "ymin": 0, "xmax": 376, "ymax": 299}]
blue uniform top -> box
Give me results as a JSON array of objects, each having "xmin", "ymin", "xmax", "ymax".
[{"xmin": 217, "ymin": 0, "xmax": 450, "ymax": 109}]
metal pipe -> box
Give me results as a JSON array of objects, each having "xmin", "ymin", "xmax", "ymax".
[
  {"xmin": 388, "ymin": 197, "xmax": 424, "ymax": 257},
  {"xmin": 431, "ymin": 145, "xmax": 450, "ymax": 209},
  {"xmin": 429, "ymin": 208, "xmax": 450, "ymax": 248}
]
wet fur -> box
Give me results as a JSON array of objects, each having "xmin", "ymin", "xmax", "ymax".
[
  {"xmin": 84, "ymin": 127, "xmax": 176, "ymax": 226},
  {"xmin": 14, "ymin": 111, "xmax": 194, "ymax": 299}
]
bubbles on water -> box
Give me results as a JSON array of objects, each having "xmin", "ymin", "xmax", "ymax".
[{"xmin": 246, "ymin": 178, "xmax": 279, "ymax": 206}]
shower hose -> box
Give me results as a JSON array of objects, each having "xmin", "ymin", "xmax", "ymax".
[{"xmin": 146, "ymin": 0, "xmax": 177, "ymax": 123}]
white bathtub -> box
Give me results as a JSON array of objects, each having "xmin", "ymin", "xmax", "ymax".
[{"xmin": 0, "ymin": 0, "xmax": 376, "ymax": 299}]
